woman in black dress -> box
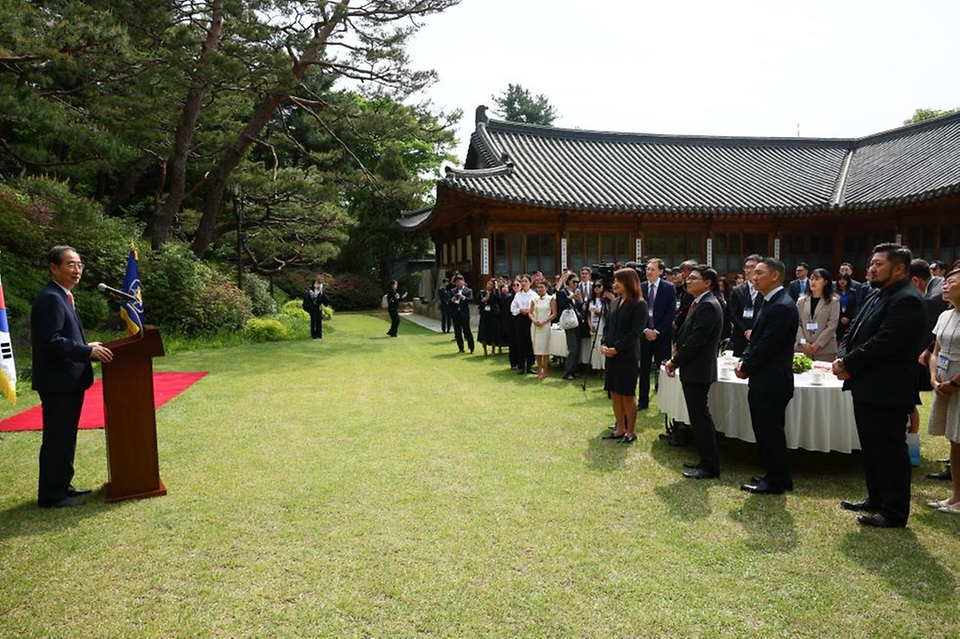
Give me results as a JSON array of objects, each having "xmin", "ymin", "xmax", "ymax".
[
  {"xmin": 601, "ymin": 268, "xmax": 647, "ymax": 443},
  {"xmin": 477, "ymin": 278, "xmax": 501, "ymax": 355}
]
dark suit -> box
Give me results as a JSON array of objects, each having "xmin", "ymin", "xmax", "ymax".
[
  {"xmin": 32, "ymin": 282, "xmax": 94, "ymax": 507},
  {"xmin": 638, "ymin": 278, "xmax": 677, "ymax": 407},
  {"xmin": 739, "ymin": 287, "xmax": 799, "ymax": 491},
  {"xmin": 602, "ymin": 297, "xmax": 647, "ymax": 396},
  {"xmin": 386, "ymin": 289, "xmax": 402, "ymax": 336},
  {"xmin": 728, "ymin": 283, "xmax": 761, "ymax": 356},
  {"xmin": 437, "ymin": 285, "xmax": 452, "ymax": 333},
  {"xmin": 787, "ymin": 278, "xmax": 809, "ymax": 302},
  {"xmin": 303, "ymin": 288, "xmax": 330, "ymax": 339},
  {"xmin": 672, "ymin": 292, "xmax": 724, "ymax": 474},
  {"xmin": 450, "ymin": 285, "xmax": 475, "ymax": 352},
  {"xmin": 839, "ymin": 278, "xmax": 926, "ymax": 525}
]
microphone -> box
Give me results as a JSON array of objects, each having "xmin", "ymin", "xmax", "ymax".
[{"xmin": 97, "ymin": 283, "xmax": 139, "ymax": 303}]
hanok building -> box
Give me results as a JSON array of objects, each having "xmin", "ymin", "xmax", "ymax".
[{"xmin": 400, "ymin": 106, "xmax": 960, "ymax": 289}]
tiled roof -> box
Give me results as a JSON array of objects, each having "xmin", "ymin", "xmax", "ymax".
[{"xmin": 401, "ymin": 108, "xmax": 960, "ymax": 229}]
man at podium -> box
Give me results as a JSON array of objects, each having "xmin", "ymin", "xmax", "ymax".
[{"xmin": 32, "ymin": 246, "xmax": 114, "ymax": 508}]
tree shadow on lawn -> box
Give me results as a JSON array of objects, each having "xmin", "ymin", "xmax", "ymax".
[
  {"xmin": 840, "ymin": 527, "xmax": 956, "ymax": 602},
  {"xmin": 0, "ymin": 490, "xmax": 106, "ymax": 542}
]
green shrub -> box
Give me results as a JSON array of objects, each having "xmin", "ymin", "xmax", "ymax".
[
  {"xmin": 242, "ymin": 272, "xmax": 277, "ymax": 316},
  {"xmin": 242, "ymin": 318, "xmax": 288, "ymax": 342},
  {"xmin": 281, "ymin": 300, "xmax": 309, "ymax": 318},
  {"xmin": 141, "ymin": 243, "xmax": 252, "ymax": 335},
  {"xmin": 325, "ymin": 273, "xmax": 381, "ymax": 311}
]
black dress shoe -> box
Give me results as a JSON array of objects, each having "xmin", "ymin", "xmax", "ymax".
[
  {"xmin": 740, "ymin": 479, "xmax": 783, "ymax": 495},
  {"xmin": 683, "ymin": 468, "xmax": 719, "ymax": 480},
  {"xmin": 857, "ymin": 513, "xmax": 906, "ymax": 528},
  {"xmin": 926, "ymin": 468, "xmax": 952, "ymax": 481},
  {"xmin": 683, "ymin": 461, "xmax": 701, "ymax": 469},
  {"xmin": 750, "ymin": 476, "xmax": 794, "ymax": 491},
  {"xmin": 602, "ymin": 432, "xmax": 626, "ymax": 440},
  {"xmin": 66, "ymin": 486, "xmax": 92, "ymax": 497},
  {"xmin": 618, "ymin": 434, "xmax": 637, "ymax": 444},
  {"xmin": 840, "ymin": 499, "xmax": 880, "ymax": 512},
  {"xmin": 40, "ymin": 496, "xmax": 85, "ymax": 508}
]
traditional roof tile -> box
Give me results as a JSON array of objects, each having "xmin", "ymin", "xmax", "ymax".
[{"xmin": 400, "ymin": 108, "xmax": 960, "ymax": 229}]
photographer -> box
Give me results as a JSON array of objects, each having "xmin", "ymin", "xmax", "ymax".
[
  {"xmin": 450, "ymin": 275, "xmax": 475, "ymax": 353},
  {"xmin": 385, "ymin": 279, "xmax": 407, "ymax": 337},
  {"xmin": 600, "ymin": 268, "xmax": 647, "ymax": 444}
]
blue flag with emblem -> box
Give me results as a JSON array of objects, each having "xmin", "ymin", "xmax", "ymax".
[{"xmin": 119, "ymin": 245, "xmax": 145, "ymax": 335}]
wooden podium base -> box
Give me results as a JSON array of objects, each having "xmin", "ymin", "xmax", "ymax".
[{"xmin": 103, "ymin": 478, "xmax": 167, "ymax": 503}]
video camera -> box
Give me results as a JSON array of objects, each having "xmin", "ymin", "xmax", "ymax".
[{"xmin": 592, "ymin": 263, "xmax": 617, "ymax": 291}]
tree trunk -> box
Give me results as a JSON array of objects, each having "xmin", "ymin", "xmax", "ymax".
[
  {"xmin": 190, "ymin": 0, "xmax": 351, "ymax": 257},
  {"xmin": 148, "ymin": 0, "xmax": 224, "ymax": 249}
]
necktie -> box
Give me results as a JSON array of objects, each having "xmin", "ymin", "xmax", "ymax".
[
  {"xmin": 647, "ymin": 284, "xmax": 657, "ymax": 328},
  {"xmin": 66, "ymin": 291, "xmax": 75, "ymax": 308}
]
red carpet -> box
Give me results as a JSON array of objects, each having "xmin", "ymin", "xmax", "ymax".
[{"xmin": 0, "ymin": 372, "xmax": 207, "ymax": 432}]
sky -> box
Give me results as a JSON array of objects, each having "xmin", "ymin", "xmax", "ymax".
[{"xmin": 405, "ymin": 0, "xmax": 960, "ymax": 165}]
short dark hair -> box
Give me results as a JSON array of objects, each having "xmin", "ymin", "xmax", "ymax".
[
  {"xmin": 744, "ymin": 254, "xmax": 763, "ymax": 266},
  {"xmin": 646, "ymin": 257, "xmax": 665, "ymax": 272},
  {"xmin": 759, "ymin": 257, "xmax": 786, "ymax": 279},
  {"xmin": 796, "ymin": 262, "xmax": 810, "ymax": 271},
  {"xmin": 454, "ymin": 274, "xmax": 464, "ymax": 282},
  {"xmin": 908, "ymin": 258, "xmax": 931, "ymax": 281},
  {"xmin": 872, "ymin": 243, "xmax": 912, "ymax": 270},
  {"xmin": 48, "ymin": 245, "xmax": 77, "ymax": 265},
  {"xmin": 811, "ymin": 268, "xmax": 834, "ymax": 300},
  {"xmin": 691, "ymin": 264, "xmax": 718, "ymax": 288}
]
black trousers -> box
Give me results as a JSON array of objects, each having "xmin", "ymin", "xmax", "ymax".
[
  {"xmin": 513, "ymin": 314, "xmax": 534, "ymax": 371},
  {"xmin": 38, "ymin": 390, "xmax": 85, "ymax": 506},
  {"xmin": 747, "ymin": 389, "xmax": 792, "ymax": 490},
  {"xmin": 310, "ymin": 311, "xmax": 323, "ymax": 338},
  {"xmin": 440, "ymin": 303, "xmax": 451, "ymax": 333},
  {"xmin": 681, "ymin": 380, "xmax": 720, "ymax": 474},
  {"xmin": 453, "ymin": 314, "xmax": 474, "ymax": 352},
  {"xmin": 388, "ymin": 308, "xmax": 400, "ymax": 336},
  {"xmin": 853, "ymin": 401, "xmax": 913, "ymax": 524},
  {"xmin": 638, "ymin": 335, "xmax": 671, "ymax": 405}
]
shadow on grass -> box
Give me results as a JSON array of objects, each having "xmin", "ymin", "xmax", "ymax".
[
  {"xmin": 582, "ymin": 429, "xmax": 633, "ymax": 472},
  {"xmin": 0, "ymin": 490, "xmax": 105, "ymax": 542},
  {"xmin": 840, "ymin": 527, "xmax": 956, "ymax": 602},
  {"xmin": 654, "ymin": 477, "xmax": 713, "ymax": 521},
  {"xmin": 728, "ymin": 492, "xmax": 799, "ymax": 553}
]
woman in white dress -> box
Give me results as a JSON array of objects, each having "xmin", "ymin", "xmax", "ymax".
[
  {"xmin": 529, "ymin": 280, "xmax": 557, "ymax": 379},
  {"xmin": 928, "ymin": 266, "xmax": 960, "ymax": 514}
]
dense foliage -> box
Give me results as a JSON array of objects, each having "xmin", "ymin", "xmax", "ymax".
[
  {"xmin": 0, "ymin": 0, "xmax": 461, "ymax": 335},
  {"xmin": 492, "ymin": 83, "xmax": 558, "ymax": 125}
]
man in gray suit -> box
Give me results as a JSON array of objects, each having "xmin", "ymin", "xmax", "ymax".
[{"xmin": 665, "ymin": 265, "xmax": 725, "ymax": 479}]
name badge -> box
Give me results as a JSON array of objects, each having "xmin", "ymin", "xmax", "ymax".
[
  {"xmin": 938, "ymin": 353, "xmax": 950, "ymax": 373},
  {"xmin": 484, "ymin": 305, "xmax": 491, "ymax": 312},
  {"xmin": 805, "ymin": 321, "xmax": 819, "ymax": 332},
  {"xmin": 742, "ymin": 308, "xmax": 754, "ymax": 319}
]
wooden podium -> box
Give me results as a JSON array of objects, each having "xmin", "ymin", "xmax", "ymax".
[{"xmin": 101, "ymin": 326, "xmax": 167, "ymax": 502}]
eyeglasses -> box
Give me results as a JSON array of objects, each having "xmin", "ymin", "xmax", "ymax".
[{"xmin": 63, "ymin": 261, "xmax": 84, "ymax": 271}]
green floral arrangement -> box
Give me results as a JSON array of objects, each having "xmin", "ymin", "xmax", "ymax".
[{"xmin": 792, "ymin": 353, "xmax": 813, "ymax": 374}]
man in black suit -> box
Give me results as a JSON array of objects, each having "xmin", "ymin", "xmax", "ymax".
[
  {"xmin": 437, "ymin": 277, "xmax": 452, "ymax": 333},
  {"xmin": 671, "ymin": 260, "xmax": 697, "ymax": 336},
  {"xmin": 736, "ymin": 257, "xmax": 799, "ymax": 495},
  {"xmin": 833, "ymin": 243, "xmax": 927, "ymax": 528},
  {"xmin": 638, "ymin": 258, "xmax": 677, "ymax": 409},
  {"xmin": 449, "ymin": 275, "xmax": 475, "ymax": 354},
  {"xmin": 665, "ymin": 265, "xmax": 724, "ymax": 479},
  {"xmin": 787, "ymin": 262, "xmax": 810, "ymax": 301},
  {"xmin": 727, "ymin": 254, "xmax": 763, "ymax": 357},
  {"xmin": 32, "ymin": 246, "xmax": 113, "ymax": 508}
]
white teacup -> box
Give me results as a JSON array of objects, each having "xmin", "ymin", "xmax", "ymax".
[{"xmin": 810, "ymin": 369, "xmax": 825, "ymax": 385}]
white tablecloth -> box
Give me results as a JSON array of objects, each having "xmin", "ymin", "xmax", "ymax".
[{"xmin": 658, "ymin": 361, "xmax": 860, "ymax": 453}]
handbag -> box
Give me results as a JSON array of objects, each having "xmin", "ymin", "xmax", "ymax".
[{"xmin": 559, "ymin": 307, "xmax": 580, "ymax": 330}]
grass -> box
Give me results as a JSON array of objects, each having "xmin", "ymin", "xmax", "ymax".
[{"xmin": 0, "ymin": 312, "xmax": 957, "ymax": 638}]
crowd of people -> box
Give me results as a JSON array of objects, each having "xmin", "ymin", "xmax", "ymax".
[{"xmin": 432, "ymin": 244, "xmax": 959, "ymax": 528}]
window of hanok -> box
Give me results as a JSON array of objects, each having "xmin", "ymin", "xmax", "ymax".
[
  {"xmin": 568, "ymin": 232, "xmax": 631, "ymax": 269},
  {"xmin": 780, "ymin": 233, "xmax": 834, "ymax": 274},
  {"xmin": 526, "ymin": 233, "xmax": 556, "ymax": 276},
  {"xmin": 644, "ymin": 232, "xmax": 704, "ymax": 268}
]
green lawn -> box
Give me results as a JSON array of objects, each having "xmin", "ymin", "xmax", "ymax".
[{"xmin": 0, "ymin": 312, "xmax": 957, "ymax": 638}]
